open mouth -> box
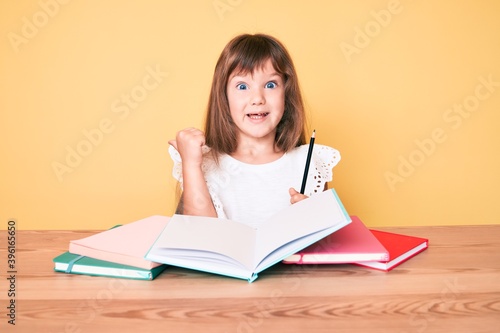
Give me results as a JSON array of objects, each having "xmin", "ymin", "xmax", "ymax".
[{"xmin": 246, "ymin": 112, "xmax": 269, "ymax": 120}]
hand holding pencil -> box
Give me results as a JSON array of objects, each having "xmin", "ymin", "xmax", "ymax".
[{"xmin": 289, "ymin": 130, "xmax": 316, "ymax": 204}]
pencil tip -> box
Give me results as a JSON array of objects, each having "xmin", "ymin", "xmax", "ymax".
[{"xmin": 311, "ymin": 130, "xmax": 316, "ymax": 138}]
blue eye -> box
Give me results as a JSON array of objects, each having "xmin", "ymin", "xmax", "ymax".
[
  {"xmin": 265, "ymin": 82, "xmax": 277, "ymax": 89},
  {"xmin": 236, "ymin": 83, "xmax": 248, "ymax": 90}
]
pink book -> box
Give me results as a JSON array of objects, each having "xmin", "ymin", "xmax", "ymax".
[
  {"xmin": 352, "ymin": 230, "xmax": 428, "ymax": 271},
  {"xmin": 282, "ymin": 216, "xmax": 389, "ymax": 264},
  {"xmin": 69, "ymin": 215, "xmax": 170, "ymax": 270}
]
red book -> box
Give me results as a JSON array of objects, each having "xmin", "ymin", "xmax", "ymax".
[
  {"xmin": 282, "ymin": 216, "xmax": 389, "ymax": 264},
  {"xmin": 353, "ymin": 230, "xmax": 428, "ymax": 271}
]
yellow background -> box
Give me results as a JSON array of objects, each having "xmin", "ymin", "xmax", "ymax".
[{"xmin": 1, "ymin": 0, "xmax": 499, "ymax": 230}]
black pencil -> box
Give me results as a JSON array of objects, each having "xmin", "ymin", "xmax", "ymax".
[{"xmin": 300, "ymin": 130, "xmax": 316, "ymax": 194}]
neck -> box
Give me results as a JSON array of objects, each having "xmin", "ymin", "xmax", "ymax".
[{"xmin": 231, "ymin": 137, "xmax": 283, "ymax": 164}]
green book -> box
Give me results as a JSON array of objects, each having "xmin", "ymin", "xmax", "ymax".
[{"xmin": 53, "ymin": 252, "xmax": 166, "ymax": 280}]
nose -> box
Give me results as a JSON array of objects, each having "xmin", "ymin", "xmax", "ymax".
[{"xmin": 251, "ymin": 88, "xmax": 265, "ymax": 106}]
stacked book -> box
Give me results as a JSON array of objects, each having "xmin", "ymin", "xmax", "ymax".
[
  {"xmin": 282, "ymin": 216, "xmax": 428, "ymax": 271},
  {"xmin": 53, "ymin": 216, "xmax": 170, "ymax": 280},
  {"xmin": 53, "ymin": 190, "xmax": 428, "ymax": 281}
]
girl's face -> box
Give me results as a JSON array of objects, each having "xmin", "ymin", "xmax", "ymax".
[{"xmin": 226, "ymin": 59, "xmax": 285, "ymax": 146}]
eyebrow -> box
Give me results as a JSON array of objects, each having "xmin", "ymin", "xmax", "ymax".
[{"xmin": 229, "ymin": 72, "xmax": 282, "ymax": 80}]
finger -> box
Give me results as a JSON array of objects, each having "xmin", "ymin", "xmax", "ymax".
[
  {"xmin": 289, "ymin": 188, "xmax": 309, "ymax": 204},
  {"xmin": 177, "ymin": 128, "xmax": 205, "ymax": 145},
  {"xmin": 290, "ymin": 194, "xmax": 301, "ymax": 204},
  {"xmin": 289, "ymin": 188, "xmax": 300, "ymax": 204},
  {"xmin": 168, "ymin": 140, "xmax": 178, "ymax": 150}
]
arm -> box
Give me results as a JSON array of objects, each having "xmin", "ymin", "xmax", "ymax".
[{"xmin": 169, "ymin": 128, "xmax": 217, "ymax": 217}]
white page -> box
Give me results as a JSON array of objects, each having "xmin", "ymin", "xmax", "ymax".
[
  {"xmin": 255, "ymin": 189, "xmax": 349, "ymax": 265},
  {"xmin": 149, "ymin": 214, "xmax": 257, "ymax": 270},
  {"xmin": 146, "ymin": 252, "xmax": 252, "ymax": 281}
]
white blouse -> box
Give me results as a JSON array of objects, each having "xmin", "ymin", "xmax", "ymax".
[{"xmin": 169, "ymin": 144, "xmax": 341, "ymax": 228}]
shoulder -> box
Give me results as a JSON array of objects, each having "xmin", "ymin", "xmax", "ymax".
[
  {"xmin": 168, "ymin": 145, "xmax": 181, "ymax": 163},
  {"xmin": 290, "ymin": 144, "xmax": 341, "ymax": 195},
  {"xmin": 288, "ymin": 144, "xmax": 341, "ymax": 168},
  {"xmin": 313, "ymin": 144, "xmax": 341, "ymax": 168}
]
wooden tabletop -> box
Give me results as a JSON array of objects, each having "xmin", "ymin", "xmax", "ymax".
[{"xmin": 1, "ymin": 225, "xmax": 499, "ymax": 333}]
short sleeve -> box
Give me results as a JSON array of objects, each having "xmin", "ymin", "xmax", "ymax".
[
  {"xmin": 308, "ymin": 145, "xmax": 341, "ymax": 196},
  {"xmin": 168, "ymin": 145, "xmax": 183, "ymax": 184}
]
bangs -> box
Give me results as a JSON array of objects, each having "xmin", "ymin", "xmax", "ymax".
[{"xmin": 226, "ymin": 35, "xmax": 287, "ymax": 78}]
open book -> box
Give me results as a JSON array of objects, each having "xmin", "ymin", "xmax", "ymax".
[{"xmin": 145, "ymin": 189, "xmax": 351, "ymax": 282}]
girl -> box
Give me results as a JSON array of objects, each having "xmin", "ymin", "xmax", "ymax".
[{"xmin": 169, "ymin": 33, "xmax": 340, "ymax": 228}]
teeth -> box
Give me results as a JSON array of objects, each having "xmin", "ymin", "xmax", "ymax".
[{"xmin": 247, "ymin": 112, "xmax": 269, "ymax": 119}]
